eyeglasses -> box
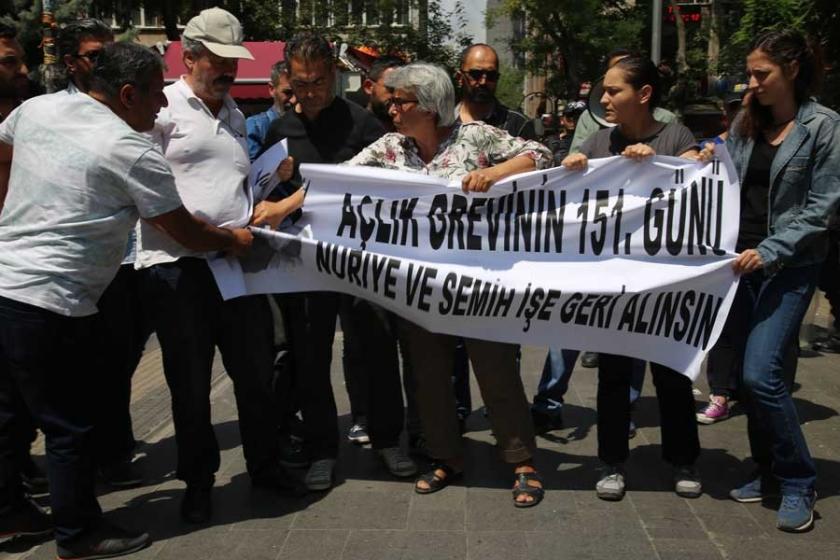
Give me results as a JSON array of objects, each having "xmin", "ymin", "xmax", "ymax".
[
  {"xmin": 74, "ymin": 50, "xmax": 101, "ymax": 62},
  {"xmin": 464, "ymin": 69, "xmax": 500, "ymax": 82},
  {"xmin": 385, "ymin": 97, "xmax": 419, "ymax": 111}
]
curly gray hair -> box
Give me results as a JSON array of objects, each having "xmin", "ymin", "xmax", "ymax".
[{"xmin": 384, "ymin": 63, "xmax": 456, "ymax": 127}]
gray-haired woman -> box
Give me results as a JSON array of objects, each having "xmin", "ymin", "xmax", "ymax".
[{"xmin": 347, "ymin": 62, "xmax": 553, "ymax": 507}]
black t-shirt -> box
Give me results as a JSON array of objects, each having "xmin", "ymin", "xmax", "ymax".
[
  {"xmin": 262, "ymin": 96, "xmax": 385, "ymax": 190},
  {"xmin": 580, "ymin": 120, "xmax": 697, "ymax": 159},
  {"xmin": 737, "ymin": 137, "xmax": 779, "ymax": 252}
]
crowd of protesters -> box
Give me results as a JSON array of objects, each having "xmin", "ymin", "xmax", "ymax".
[{"xmin": 0, "ymin": 7, "xmax": 837, "ymax": 559}]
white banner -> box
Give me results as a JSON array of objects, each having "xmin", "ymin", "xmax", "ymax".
[{"xmin": 210, "ymin": 152, "xmax": 741, "ymax": 379}]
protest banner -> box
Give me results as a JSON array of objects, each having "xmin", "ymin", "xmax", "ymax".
[{"xmin": 210, "ymin": 153, "xmax": 740, "ymax": 378}]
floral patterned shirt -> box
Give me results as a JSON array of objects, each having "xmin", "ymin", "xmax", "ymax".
[{"xmin": 344, "ymin": 120, "xmax": 553, "ymax": 180}]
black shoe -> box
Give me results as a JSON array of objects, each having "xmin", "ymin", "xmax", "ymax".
[
  {"xmin": 100, "ymin": 459, "xmax": 144, "ymax": 489},
  {"xmin": 581, "ymin": 352, "xmax": 599, "ymax": 368},
  {"xmin": 278, "ymin": 439, "xmax": 309, "ymax": 469},
  {"xmin": 531, "ymin": 409, "xmax": 563, "ymax": 435},
  {"xmin": 408, "ymin": 434, "xmax": 430, "ymax": 458},
  {"xmin": 180, "ymin": 485, "xmax": 212, "ymax": 524},
  {"xmin": 56, "ymin": 520, "xmax": 150, "ymax": 560},
  {"xmin": 813, "ymin": 335, "xmax": 840, "ymax": 353},
  {"xmin": 0, "ymin": 498, "xmax": 52, "ymax": 543},
  {"xmin": 251, "ymin": 465, "xmax": 308, "ymax": 497},
  {"xmin": 20, "ymin": 456, "xmax": 49, "ymax": 494}
]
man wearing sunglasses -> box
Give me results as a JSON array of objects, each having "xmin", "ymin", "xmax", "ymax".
[
  {"xmin": 57, "ymin": 19, "xmax": 114, "ymax": 94},
  {"xmin": 245, "ymin": 60, "xmax": 296, "ymax": 161},
  {"xmin": 455, "ymin": 44, "xmax": 537, "ymax": 141}
]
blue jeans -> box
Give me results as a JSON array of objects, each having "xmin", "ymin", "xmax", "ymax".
[
  {"xmin": 533, "ymin": 349, "xmax": 645, "ymax": 416},
  {"xmin": 723, "ymin": 265, "xmax": 819, "ymax": 495},
  {"xmin": 0, "ymin": 296, "xmax": 102, "ymax": 545}
]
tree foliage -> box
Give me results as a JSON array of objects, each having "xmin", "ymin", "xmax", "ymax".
[{"xmin": 488, "ymin": 0, "xmax": 647, "ymax": 98}]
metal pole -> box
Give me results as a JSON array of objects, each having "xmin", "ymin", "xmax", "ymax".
[{"xmin": 651, "ymin": 0, "xmax": 662, "ymax": 64}]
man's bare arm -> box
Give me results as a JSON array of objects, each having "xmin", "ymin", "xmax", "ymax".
[{"xmin": 145, "ymin": 206, "xmax": 253, "ymax": 256}]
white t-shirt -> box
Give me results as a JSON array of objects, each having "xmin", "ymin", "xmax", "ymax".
[
  {"xmin": 0, "ymin": 92, "xmax": 183, "ymax": 317},
  {"xmin": 135, "ymin": 79, "xmax": 251, "ymax": 269}
]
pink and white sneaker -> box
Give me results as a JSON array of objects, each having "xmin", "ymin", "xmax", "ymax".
[{"xmin": 696, "ymin": 397, "xmax": 730, "ymax": 424}]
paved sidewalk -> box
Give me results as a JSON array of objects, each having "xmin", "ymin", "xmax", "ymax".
[{"xmin": 4, "ymin": 331, "xmax": 840, "ymax": 560}]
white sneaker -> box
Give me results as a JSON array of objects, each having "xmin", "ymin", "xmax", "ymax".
[
  {"xmin": 596, "ymin": 465, "xmax": 626, "ymax": 501},
  {"xmin": 674, "ymin": 465, "xmax": 702, "ymax": 498}
]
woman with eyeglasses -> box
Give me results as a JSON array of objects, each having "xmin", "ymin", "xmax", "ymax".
[
  {"xmin": 561, "ymin": 55, "xmax": 703, "ymax": 503},
  {"xmin": 346, "ymin": 62, "xmax": 553, "ymax": 508},
  {"xmin": 701, "ymin": 30, "xmax": 840, "ymax": 533}
]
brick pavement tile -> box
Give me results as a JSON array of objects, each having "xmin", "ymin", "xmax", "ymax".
[
  {"xmin": 465, "ymin": 489, "xmax": 565, "ymax": 532},
  {"xmin": 220, "ymin": 529, "xmax": 290, "ymax": 560},
  {"xmin": 279, "ymin": 529, "xmax": 348, "ymax": 560},
  {"xmin": 525, "ymin": 532, "xmax": 658, "ymax": 560},
  {"xmin": 716, "ymin": 534, "xmax": 839, "ymax": 560},
  {"xmin": 291, "ymin": 491, "xmax": 410, "ymax": 530},
  {"xmin": 407, "ymin": 509, "xmax": 466, "ymax": 531},
  {"xmin": 342, "ymin": 529, "xmax": 466, "ymax": 560},
  {"xmin": 153, "ymin": 527, "xmax": 240, "ymax": 560},
  {"xmin": 651, "ymin": 538, "xmax": 724, "ymax": 560},
  {"xmin": 467, "ymin": 531, "xmax": 529, "ymax": 560}
]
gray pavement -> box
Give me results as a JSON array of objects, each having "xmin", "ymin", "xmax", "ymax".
[{"xmin": 5, "ymin": 329, "xmax": 840, "ymax": 560}]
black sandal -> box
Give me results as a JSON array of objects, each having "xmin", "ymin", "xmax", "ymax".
[
  {"xmin": 414, "ymin": 463, "xmax": 462, "ymax": 494},
  {"xmin": 512, "ymin": 471, "xmax": 544, "ymax": 508}
]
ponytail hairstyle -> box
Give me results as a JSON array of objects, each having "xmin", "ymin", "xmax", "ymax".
[
  {"xmin": 611, "ymin": 55, "xmax": 661, "ymax": 114},
  {"xmin": 737, "ymin": 29, "xmax": 824, "ymax": 138}
]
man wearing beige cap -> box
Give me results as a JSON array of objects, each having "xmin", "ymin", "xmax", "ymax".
[{"xmin": 136, "ymin": 7, "xmax": 304, "ymax": 525}]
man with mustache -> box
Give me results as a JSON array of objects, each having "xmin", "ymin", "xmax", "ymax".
[
  {"xmin": 136, "ymin": 8, "xmax": 304, "ymax": 525},
  {"xmin": 455, "ymin": 44, "xmax": 537, "ymax": 141}
]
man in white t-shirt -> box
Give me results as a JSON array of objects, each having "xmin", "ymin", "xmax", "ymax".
[
  {"xmin": 56, "ymin": 18, "xmax": 147, "ymax": 491},
  {"xmin": 136, "ymin": 8, "xmax": 304, "ymax": 525},
  {"xmin": 0, "ymin": 42, "xmax": 253, "ymax": 559}
]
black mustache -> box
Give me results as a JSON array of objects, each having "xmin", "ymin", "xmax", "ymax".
[{"xmin": 214, "ymin": 76, "xmax": 235, "ymax": 85}]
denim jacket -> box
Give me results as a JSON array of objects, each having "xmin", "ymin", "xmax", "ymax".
[
  {"xmin": 727, "ymin": 100, "xmax": 840, "ymax": 270},
  {"xmin": 245, "ymin": 106, "xmax": 280, "ymax": 162}
]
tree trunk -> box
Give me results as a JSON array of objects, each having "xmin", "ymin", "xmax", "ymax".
[
  {"xmin": 706, "ymin": 0, "xmax": 720, "ymax": 84},
  {"xmin": 670, "ymin": 1, "xmax": 688, "ymax": 74},
  {"xmin": 162, "ymin": 1, "xmax": 180, "ymax": 40}
]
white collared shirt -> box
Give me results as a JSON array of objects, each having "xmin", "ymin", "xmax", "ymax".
[{"xmin": 136, "ymin": 78, "xmax": 251, "ymax": 269}]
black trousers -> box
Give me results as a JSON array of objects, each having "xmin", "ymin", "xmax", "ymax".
[
  {"xmin": 597, "ymin": 354, "xmax": 699, "ymax": 467},
  {"xmin": 140, "ymin": 259, "xmax": 279, "ymax": 486},
  {"xmin": 93, "ymin": 264, "xmax": 152, "ymax": 466},
  {"xmin": 818, "ymin": 232, "xmax": 840, "ymax": 331},
  {"xmin": 279, "ymin": 292, "xmax": 407, "ymax": 456},
  {"xmin": 0, "ymin": 296, "xmax": 102, "ymax": 545}
]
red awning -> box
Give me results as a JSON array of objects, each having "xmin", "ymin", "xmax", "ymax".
[{"xmin": 162, "ymin": 41, "xmax": 285, "ymax": 100}]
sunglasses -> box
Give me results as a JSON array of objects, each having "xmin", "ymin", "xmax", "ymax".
[
  {"xmin": 74, "ymin": 50, "xmax": 101, "ymax": 62},
  {"xmin": 385, "ymin": 97, "xmax": 419, "ymax": 111},
  {"xmin": 464, "ymin": 69, "xmax": 500, "ymax": 82}
]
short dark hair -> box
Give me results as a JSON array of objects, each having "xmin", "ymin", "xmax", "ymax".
[
  {"xmin": 367, "ymin": 56, "xmax": 404, "ymax": 82},
  {"xmin": 612, "ymin": 55, "xmax": 661, "ymax": 112},
  {"xmin": 0, "ymin": 23, "xmax": 18, "ymax": 40},
  {"xmin": 89, "ymin": 42, "xmax": 163, "ymax": 99},
  {"xmin": 270, "ymin": 60, "xmax": 287, "ymax": 86},
  {"xmin": 285, "ymin": 32, "xmax": 333, "ymax": 66},
  {"xmin": 459, "ymin": 43, "xmax": 498, "ymax": 69},
  {"xmin": 57, "ymin": 19, "xmax": 114, "ymax": 63}
]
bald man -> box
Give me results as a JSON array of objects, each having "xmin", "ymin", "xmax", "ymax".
[{"xmin": 455, "ymin": 43, "xmax": 537, "ymax": 141}]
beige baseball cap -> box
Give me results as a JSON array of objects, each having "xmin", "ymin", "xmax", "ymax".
[{"xmin": 183, "ymin": 7, "xmax": 254, "ymax": 60}]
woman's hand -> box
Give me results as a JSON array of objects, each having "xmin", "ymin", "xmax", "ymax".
[
  {"xmin": 561, "ymin": 153, "xmax": 588, "ymax": 171},
  {"xmin": 732, "ymin": 249, "xmax": 764, "ymax": 275},
  {"xmin": 695, "ymin": 142, "xmax": 716, "ymax": 163},
  {"xmin": 275, "ymin": 156, "xmax": 295, "ymax": 182},
  {"xmin": 622, "ymin": 143, "xmax": 656, "ymax": 160},
  {"xmin": 250, "ymin": 191, "xmax": 305, "ymax": 230},
  {"xmin": 461, "ymin": 168, "xmax": 499, "ymax": 193}
]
